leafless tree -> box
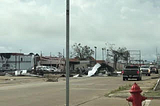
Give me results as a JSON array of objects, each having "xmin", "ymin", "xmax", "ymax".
[
  {"xmin": 111, "ymin": 47, "xmax": 130, "ymax": 69},
  {"xmin": 71, "ymin": 43, "xmax": 94, "ymax": 60}
]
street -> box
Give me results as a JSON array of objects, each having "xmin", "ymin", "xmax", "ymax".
[{"xmin": 0, "ymin": 74, "xmax": 159, "ymax": 106}]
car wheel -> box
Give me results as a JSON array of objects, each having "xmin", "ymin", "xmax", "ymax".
[{"xmin": 140, "ymin": 77, "xmax": 142, "ymax": 81}]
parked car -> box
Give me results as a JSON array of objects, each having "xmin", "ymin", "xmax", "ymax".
[
  {"xmin": 122, "ymin": 65, "xmax": 142, "ymax": 81},
  {"xmin": 150, "ymin": 66, "xmax": 158, "ymax": 74},
  {"xmin": 46, "ymin": 66, "xmax": 60, "ymax": 72},
  {"xmin": 28, "ymin": 66, "xmax": 60, "ymax": 73},
  {"xmin": 140, "ymin": 65, "xmax": 151, "ymax": 76}
]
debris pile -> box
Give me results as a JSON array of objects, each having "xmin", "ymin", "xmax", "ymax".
[{"xmin": 44, "ymin": 74, "xmax": 60, "ymax": 82}]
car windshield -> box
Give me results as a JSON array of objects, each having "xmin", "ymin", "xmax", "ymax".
[
  {"xmin": 150, "ymin": 67, "xmax": 156, "ymax": 69},
  {"xmin": 141, "ymin": 66, "xmax": 149, "ymax": 68},
  {"xmin": 126, "ymin": 66, "xmax": 139, "ymax": 68}
]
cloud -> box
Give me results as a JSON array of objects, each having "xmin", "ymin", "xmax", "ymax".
[
  {"xmin": 0, "ymin": 0, "xmax": 66, "ymax": 54},
  {"xmin": 0, "ymin": 0, "xmax": 160, "ymax": 60}
]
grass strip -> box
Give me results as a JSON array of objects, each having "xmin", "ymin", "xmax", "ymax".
[
  {"xmin": 105, "ymin": 84, "xmax": 132, "ymax": 97},
  {"xmin": 144, "ymin": 81, "xmax": 160, "ymax": 97}
]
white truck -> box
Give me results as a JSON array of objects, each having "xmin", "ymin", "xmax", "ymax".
[{"xmin": 140, "ymin": 65, "xmax": 151, "ymax": 76}]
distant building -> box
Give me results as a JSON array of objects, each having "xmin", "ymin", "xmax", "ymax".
[
  {"xmin": 38, "ymin": 56, "xmax": 65, "ymax": 71},
  {"xmin": 69, "ymin": 57, "xmax": 96, "ymax": 73},
  {"xmin": 39, "ymin": 56, "xmax": 65, "ymax": 66},
  {"xmin": 0, "ymin": 53, "xmax": 33, "ymax": 71}
]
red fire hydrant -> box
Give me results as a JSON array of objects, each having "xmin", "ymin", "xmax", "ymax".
[{"xmin": 126, "ymin": 83, "xmax": 147, "ymax": 106}]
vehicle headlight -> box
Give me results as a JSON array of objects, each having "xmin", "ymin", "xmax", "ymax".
[{"xmin": 148, "ymin": 69, "xmax": 150, "ymax": 73}]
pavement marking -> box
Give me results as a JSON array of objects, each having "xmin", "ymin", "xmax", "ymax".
[{"xmin": 143, "ymin": 100, "xmax": 151, "ymax": 106}]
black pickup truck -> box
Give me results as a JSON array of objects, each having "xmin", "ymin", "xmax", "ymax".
[{"xmin": 122, "ymin": 65, "xmax": 142, "ymax": 81}]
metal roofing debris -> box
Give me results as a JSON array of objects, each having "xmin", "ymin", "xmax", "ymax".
[{"xmin": 88, "ymin": 63, "xmax": 101, "ymax": 77}]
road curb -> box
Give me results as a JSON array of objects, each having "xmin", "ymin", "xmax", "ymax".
[
  {"xmin": 151, "ymin": 76, "xmax": 160, "ymax": 79},
  {"xmin": 153, "ymin": 78, "xmax": 160, "ymax": 91},
  {"xmin": 108, "ymin": 95, "xmax": 160, "ymax": 99}
]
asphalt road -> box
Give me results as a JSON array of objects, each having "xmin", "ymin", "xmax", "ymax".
[{"xmin": 0, "ymin": 74, "xmax": 158, "ymax": 106}]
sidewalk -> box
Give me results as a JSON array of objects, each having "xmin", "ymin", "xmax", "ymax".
[
  {"xmin": 79, "ymin": 93, "xmax": 160, "ymax": 106},
  {"xmin": 104, "ymin": 76, "xmax": 160, "ymax": 106},
  {"xmin": 82, "ymin": 75, "xmax": 160, "ymax": 106},
  {"xmin": 79, "ymin": 97, "xmax": 131, "ymax": 106},
  {"xmin": 149, "ymin": 99, "xmax": 160, "ymax": 106},
  {"xmin": 77, "ymin": 96, "xmax": 155, "ymax": 106}
]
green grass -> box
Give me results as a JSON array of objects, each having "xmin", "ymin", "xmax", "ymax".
[
  {"xmin": 105, "ymin": 80, "xmax": 160, "ymax": 97},
  {"xmin": 144, "ymin": 90, "xmax": 160, "ymax": 97},
  {"xmin": 105, "ymin": 84, "xmax": 132, "ymax": 97},
  {"xmin": 143, "ymin": 81, "xmax": 160, "ymax": 97}
]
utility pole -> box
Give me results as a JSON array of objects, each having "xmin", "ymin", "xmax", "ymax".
[
  {"xmin": 104, "ymin": 48, "xmax": 106, "ymax": 60},
  {"xmin": 102, "ymin": 48, "xmax": 105, "ymax": 60},
  {"xmin": 66, "ymin": 0, "xmax": 70, "ymax": 106},
  {"xmin": 19, "ymin": 49, "xmax": 22, "ymax": 70},
  {"xmin": 50, "ymin": 52, "xmax": 52, "ymax": 67},
  {"xmin": 105, "ymin": 43, "xmax": 109, "ymax": 62},
  {"xmin": 94, "ymin": 46, "xmax": 97, "ymax": 64},
  {"xmin": 139, "ymin": 50, "xmax": 141, "ymax": 65},
  {"xmin": 156, "ymin": 47, "xmax": 158, "ymax": 64},
  {"xmin": 102, "ymin": 48, "xmax": 104, "ymax": 60},
  {"xmin": 63, "ymin": 49, "xmax": 65, "ymax": 58}
]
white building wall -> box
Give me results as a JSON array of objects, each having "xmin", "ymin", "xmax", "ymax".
[{"xmin": 0, "ymin": 53, "xmax": 33, "ymax": 70}]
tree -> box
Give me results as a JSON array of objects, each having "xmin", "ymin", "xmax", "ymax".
[
  {"xmin": 71, "ymin": 43, "xmax": 94, "ymax": 60},
  {"xmin": 57, "ymin": 52, "xmax": 63, "ymax": 58},
  {"xmin": 111, "ymin": 47, "xmax": 130, "ymax": 70}
]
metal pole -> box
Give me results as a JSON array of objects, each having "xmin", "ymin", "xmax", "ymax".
[
  {"xmin": 15, "ymin": 55, "xmax": 16, "ymax": 70},
  {"xmin": 66, "ymin": 0, "xmax": 70, "ymax": 106},
  {"xmin": 107, "ymin": 49, "xmax": 109, "ymax": 60},
  {"xmin": 139, "ymin": 50, "xmax": 141, "ymax": 65},
  {"xmin": 156, "ymin": 47, "xmax": 158, "ymax": 63},
  {"xmin": 63, "ymin": 49, "xmax": 65, "ymax": 58},
  {"xmin": 94, "ymin": 46, "xmax": 97, "ymax": 64},
  {"xmin": 19, "ymin": 49, "xmax": 21, "ymax": 70},
  {"xmin": 102, "ymin": 48, "xmax": 104, "ymax": 60},
  {"xmin": 105, "ymin": 48, "xmax": 106, "ymax": 60},
  {"xmin": 50, "ymin": 52, "xmax": 52, "ymax": 67},
  {"xmin": 19, "ymin": 55, "xmax": 20, "ymax": 70}
]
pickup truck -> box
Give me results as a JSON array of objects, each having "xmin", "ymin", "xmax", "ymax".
[
  {"xmin": 122, "ymin": 65, "xmax": 142, "ymax": 81},
  {"xmin": 150, "ymin": 66, "xmax": 158, "ymax": 74},
  {"xmin": 140, "ymin": 65, "xmax": 151, "ymax": 76}
]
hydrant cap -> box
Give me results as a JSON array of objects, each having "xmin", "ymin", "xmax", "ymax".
[{"xmin": 130, "ymin": 83, "xmax": 142, "ymax": 93}]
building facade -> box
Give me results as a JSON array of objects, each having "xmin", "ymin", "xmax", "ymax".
[{"xmin": 0, "ymin": 53, "xmax": 33, "ymax": 71}]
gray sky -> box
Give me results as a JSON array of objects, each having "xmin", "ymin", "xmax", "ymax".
[{"xmin": 0, "ymin": 0, "xmax": 160, "ymax": 61}]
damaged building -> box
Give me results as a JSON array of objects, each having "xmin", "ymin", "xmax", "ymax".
[
  {"xmin": 0, "ymin": 53, "xmax": 33, "ymax": 71},
  {"xmin": 0, "ymin": 53, "xmax": 66, "ymax": 72},
  {"xmin": 38, "ymin": 56, "xmax": 65, "ymax": 71}
]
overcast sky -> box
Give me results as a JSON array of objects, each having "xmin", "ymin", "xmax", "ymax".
[{"xmin": 0, "ymin": 0, "xmax": 160, "ymax": 61}]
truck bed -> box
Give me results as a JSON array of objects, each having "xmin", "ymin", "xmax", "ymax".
[
  {"xmin": 122, "ymin": 66, "xmax": 142, "ymax": 81},
  {"xmin": 123, "ymin": 69, "xmax": 138, "ymax": 75}
]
